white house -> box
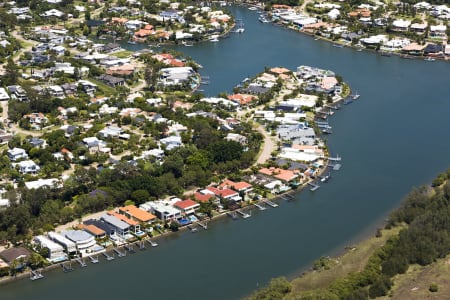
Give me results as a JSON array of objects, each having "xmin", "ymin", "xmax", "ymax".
[
  {"xmin": 173, "ymin": 199, "xmax": 200, "ymax": 215},
  {"xmin": 33, "ymin": 235, "xmax": 67, "ymax": 262},
  {"xmin": 7, "ymin": 148, "xmax": 28, "ymax": 161},
  {"xmin": 14, "ymin": 160, "xmax": 40, "ymax": 174}
]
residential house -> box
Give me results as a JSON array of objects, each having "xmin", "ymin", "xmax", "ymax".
[
  {"xmin": 47, "ymin": 231, "xmax": 77, "ymax": 255},
  {"xmin": 0, "ymin": 247, "xmax": 31, "ymax": 267},
  {"xmin": 7, "ymin": 85, "xmax": 28, "ymax": 101},
  {"xmin": 14, "ymin": 160, "xmax": 40, "ymax": 174},
  {"xmin": 259, "ymin": 167, "xmax": 301, "ymax": 184},
  {"xmin": 78, "ymin": 80, "xmax": 97, "ymax": 95},
  {"xmin": 77, "ymin": 223, "xmax": 106, "ymax": 239},
  {"xmin": 206, "ymin": 186, "xmax": 242, "ymax": 203},
  {"xmin": 160, "ymin": 135, "xmax": 182, "ymax": 150},
  {"xmin": 33, "ymin": 235, "xmax": 67, "ymax": 262},
  {"xmin": 83, "ymin": 219, "xmax": 116, "ymax": 237},
  {"xmin": 7, "ymin": 148, "xmax": 28, "ymax": 161},
  {"xmin": 140, "ymin": 201, "xmax": 182, "ymax": 222},
  {"xmin": 25, "ymin": 178, "xmax": 61, "ymax": 189},
  {"xmin": 173, "ymin": 199, "xmax": 200, "ymax": 215},
  {"xmin": 97, "ymin": 74, "xmax": 125, "ymax": 87},
  {"xmin": 100, "ymin": 213, "xmax": 131, "ymax": 237},
  {"xmin": 118, "ymin": 205, "xmax": 157, "ymax": 224}
]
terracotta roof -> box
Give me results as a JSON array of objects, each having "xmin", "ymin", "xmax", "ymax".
[
  {"xmin": 79, "ymin": 224, "xmax": 106, "ymax": 236},
  {"xmin": 206, "ymin": 186, "xmax": 238, "ymax": 198},
  {"xmin": 119, "ymin": 205, "xmax": 156, "ymax": 222},
  {"xmin": 108, "ymin": 211, "xmax": 139, "ymax": 226},
  {"xmin": 270, "ymin": 67, "xmax": 290, "ymax": 74},
  {"xmin": 194, "ymin": 192, "xmax": 215, "ymax": 202},
  {"xmin": 259, "ymin": 167, "xmax": 300, "ymax": 182},
  {"xmin": 174, "ymin": 199, "xmax": 199, "ymax": 210},
  {"xmin": 219, "ymin": 179, "xmax": 252, "ymax": 191},
  {"xmin": 227, "ymin": 94, "xmax": 256, "ymax": 105}
]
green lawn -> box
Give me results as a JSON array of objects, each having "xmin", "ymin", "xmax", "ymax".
[{"xmin": 113, "ymin": 50, "xmax": 134, "ymax": 58}]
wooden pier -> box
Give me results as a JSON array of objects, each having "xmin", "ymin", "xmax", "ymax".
[
  {"xmin": 103, "ymin": 251, "xmax": 115, "ymax": 261},
  {"xmin": 263, "ymin": 199, "xmax": 278, "ymax": 207},
  {"xmin": 236, "ymin": 209, "xmax": 251, "ymax": 219},
  {"xmin": 113, "ymin": 247, "xmax": 126, "ymax": 257},
  {"xmin": 196, "ymin": 221, "xmax": 208, "ymax": 230},
  {"xmin": 147, "ymin": 239, "xmax": 158, "ymax": 247},
  {"xmin": 30, "ymin": 269, "xmax": 44, "ymax": 281},
  {"xmin": 89, "ymin": 255, "xmax": 99, "ymax": 264},
  {"xmin": 75, "ymin": 257, "xmax": 87, "ymax": 267},
  {"xmin": 254, "ymin": 203, "xmax": 266, "ymax": 210},
  {"xmin": 308, "ymin": 182, "xmax": 320, "ymax": 191}
]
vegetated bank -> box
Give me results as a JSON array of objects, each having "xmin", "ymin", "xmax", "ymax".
[{"xmin": 247, "ymin": 169, "xmax": 450, "ymax": 299}]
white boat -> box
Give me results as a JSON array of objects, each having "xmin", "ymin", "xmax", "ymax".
[
  {"xmin": 424, "ymin": 57, "xmax": 435, "ymax": 62},
  {"xmin": 235, "ymin": 27, "xmax": 245, "ymax": 33},
  {"xmin": 209, "ymin": 35, "xmax": 219, "ymax": 42},
  {"xmin": 127, "ymin": 40, "xmax": 136, "ymax": 45},
  {"xmin": 351, "ymin": 93, "xmax": 360, "ymax": 100},
  {"xmin": 182, "ymin": 40, "xmax": 194, "ymax": 46},
  {"xmin": 248, "ymin": 6, "xmax": 258, "ymax": 11}
]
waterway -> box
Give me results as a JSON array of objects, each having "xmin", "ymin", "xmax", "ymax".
[{"xmin": 3, "ymin": 5, "xmax": 450, "ymax": 300}]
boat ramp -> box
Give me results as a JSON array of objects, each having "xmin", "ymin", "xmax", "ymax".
[
  {"xmin": 75, "ymin": 257, "xmax": 87, "ymax": 267},
  {"xmin": 236, "ymin": 209, "xmax": 251, "ymax": 219},
  {"xmin": 254, "ymin": 203, "xmax": 266, "ymax": 210},
  {"xmin": 61, "ymin": 261, "xmax": 73, "ymax": 273},
  {"xmin": 227, "ymin": 211, "xmax": 238, "ymax": 219},
  {"xmin": 124, "ymin": 244, "xmax": 135, "ymax": 253},
  {"xmin": 147, "ymin": 238, "xmax": 158, "ymax": 247},
  {"xmin": 196, "ymin": 220, "xmax": 208, "ymax": 230},
  {"xmin": 103, "ymin": 251, "xmax": 115, "ymax": 261},
  {"xmin": 262, "ymin": 199, "xmax": 278, "ymax": 207},
  {"xmin": 89, "ymin": 255, "xmax": 99, "ymax": 264},
  {"xmin": 113, "ymin": 247, "xmax": 126, "ymax": 258}
]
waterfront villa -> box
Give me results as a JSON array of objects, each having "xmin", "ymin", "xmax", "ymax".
[
  {"xmin": 61, "ymin": 230, "xmax": 97, "ymax": 255},
  {"xmin": 140, "ymin": 201, "xmax": 183, "ymax": 222},
  {"xmin": 33, "ymin": 235, "xmax": 67, "ymax": 262},
  {"xmin": 259, "ymin": 167, "xmax": 302, "ymax": 184},
  {"xmin": 118, "ymin": 205, "xmax": 157, "ymax": 224},
  {"xmin": 173, "ymin": 199, "xmax": 200, "ymax": 215},
  {"xmin": 47, "ymin": 231, "xmax": 77, "ymax": 255}
]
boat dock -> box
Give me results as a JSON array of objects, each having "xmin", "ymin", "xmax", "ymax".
[
  {"xmin": 30, "ymin": 269, "xmax": 44, "ymax": 281},
  {"xmin": 263, "ymin": 199, "xmax": 278, "ymax": 207},
  {"xmin": 137, "ymin": 240, "xmax": 146, "ymax": 250},
  {"xmin": 227, "ymin": 211, "xmax": 238, "ymax": 219},
  {"xmin": 308, "ymin": 182, "xmax": 320, "ymax": 191},
  {"xmin": 236, "ymin": 209, "xmax": 251, "ymax": 218},
  {"xmin": 196, "ymin": 221, "xmax": 208, "ymax": 230},
  {"xmin": 282, "ymin": 193, "xmax": 296, "ymax": 201},
  {"xmin": 89, "ymin": 255, "xmax": 99, "ymax": 264},
  {"xmin": 328, "ymin": 163, "xmax": 341, "ymax": 170},
  {"xmin": 147, "ymin": 239, "xmax": 158, "ymax": 247},
  {"xmin": 103, "ymin": 251, "xmax": 115, "ymax": 261},
  {"xmin": 187, "ymin": 225, "xmax": 198, "ymax": 233},
  {"xmin": 124, "ymin": 244, "xmax": 135, "ymax": 253},
  {"xmin": 61, "ymin": 262, "xmax": 73, "ymax": 273},
  {"xmin": 254, "ymin": 203, "xmax": 266, "ymax": 210},
  {"xmin": 325, "ymin": 155, "xmax": 341, "ymax": 161},
  {"xmin": 113, "ymin": 248, "xmax": 126, "ymax": 257},
  {"xmin": 75, "ymin": 257, "xmax": 87, "ymax": 267}
]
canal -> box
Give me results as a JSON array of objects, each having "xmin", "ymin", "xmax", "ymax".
[{"xmin": 3, "ymin": 5, "xmax": 450, "ymax": 300}]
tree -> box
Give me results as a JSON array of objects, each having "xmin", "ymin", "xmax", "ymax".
[{"xmin": 131, "ymin": 189, "xmax": 150, "ymax": 205}]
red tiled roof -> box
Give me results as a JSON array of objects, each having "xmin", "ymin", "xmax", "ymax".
[
  {"xmin": 194, "ymin": 192, "xmax": 215, "ymax": 203},
  {"xmin": 174, "ymin": 199, "xmax": 199, "ymax": 209}
]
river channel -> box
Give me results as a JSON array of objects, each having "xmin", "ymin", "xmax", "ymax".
[{"xmin": 3, "ymin": 5, "xmax": 450, "ymax": 300}]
